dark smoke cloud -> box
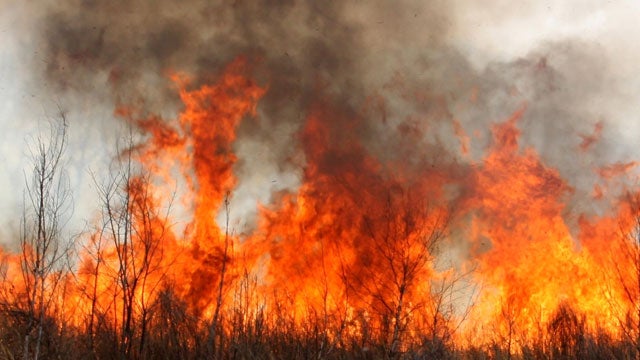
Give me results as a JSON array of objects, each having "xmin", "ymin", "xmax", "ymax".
[
  {"xmin": 33, "ymin": 0, "xmax": 632, "ymax": 230},
  {"xmin": 34, "ymin": 0, "xmax": 452, "ymax": 224},
  {"xmin": 42, "ymin": 2, "xmax": 362, "ymax": 112}
]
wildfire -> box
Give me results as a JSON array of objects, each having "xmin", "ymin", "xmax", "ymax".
[
  {"xmin": 462, "ymin": 108, "xmax": 619, "ymax": 344},
  {"xmin": 3, "ymin": 56, "xmax": 640, "ymax": 357}
]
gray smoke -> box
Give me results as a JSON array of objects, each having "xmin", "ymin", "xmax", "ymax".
[{"xmin": 25, "ymin": 0, "xmax": 639, "ymax": 232}]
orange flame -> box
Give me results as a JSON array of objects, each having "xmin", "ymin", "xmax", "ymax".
[{"xmin": 3, "ymin": 58, "xmax": 640, "ymax": 355}]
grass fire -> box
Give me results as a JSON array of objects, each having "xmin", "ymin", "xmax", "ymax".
[{"xmin": 2, "ymin": 1, "xmax": 640, "ymax": 359}]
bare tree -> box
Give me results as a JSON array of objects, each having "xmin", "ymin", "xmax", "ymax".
[
  {"xmin": 208, "ymin": 192, "xmax": 233, "ymax": 358},
  {"xmin": 93, "ymin": 134, "xmax": 172, "ymax": 359},
  {"xmin": 421, "ymin": 267, "xmax": 475, "ymax": 358},
  {"xmin": 546, "ymin": 302, "xmax": 587, "ymax": 360},
  {"xmin": 20, "ymin": 115, "xmax": 72, "ymax": 360},
  {"xmin": 355, "ymin": 187, "xmax": 449, "ymax": 356},
  {"xmin": 611, "ymin": 193, "xmax": 640, "ymax": 359},
  {"xmin": 77, "ymin": 229, "xmax": 106, "ymax": 356}
]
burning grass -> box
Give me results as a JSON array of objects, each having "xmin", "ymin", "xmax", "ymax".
[{"xmin": 2, "ymin": 58, "xmax": 640, "ymax": 359}]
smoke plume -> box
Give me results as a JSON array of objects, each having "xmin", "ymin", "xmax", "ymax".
[{"xmin": 30, "ymin": 0, "xmax": 636, "ymax": 231}]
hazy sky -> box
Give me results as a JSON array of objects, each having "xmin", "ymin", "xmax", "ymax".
[{"xmin": 0, "ymin": 1, "xmax": 639, "ymax": 243}]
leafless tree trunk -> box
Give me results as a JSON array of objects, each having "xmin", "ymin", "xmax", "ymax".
[
  {"xmin": 356, "ymin": 188, "xmax": 449, "ymax": 357},
  {"xmin": 94, "ymin": 133, "xmax": 171, "ymax": 359},
  {"xmin": 208, "ymin": 192, "xmax": 232, "ymax": 358},
  {"xmin": 20, "ymin": 115, "xmax": 72, "ymax": 360},
  {"xmin": 96, "ymin": 140, "xmax": 135, "ymax": 359},
  {"xmin": 423, "ymin": 267, "xmax": 475, "ymax": 357},
  {"xmin": 613, "ymin": 193, "xmax": 640, "ymax": 360},
  {"xmin": 79, "ymin": 227, "xmax": 106, "ymax": 357}
]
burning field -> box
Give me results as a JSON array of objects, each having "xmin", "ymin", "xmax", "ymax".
[{"xmin": 2, "ymin": 1, "xmax": 640, "ymax": 359}]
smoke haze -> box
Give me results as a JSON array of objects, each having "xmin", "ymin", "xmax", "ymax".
[{"xmin": 1, "ymin": 0, "xmax": 639, "ymax": 237}]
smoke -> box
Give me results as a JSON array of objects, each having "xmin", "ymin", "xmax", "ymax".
[
  {"xmin": 23, "ymin": 0, "xmax": 640, "ymax": 232},
  {"xmin": 0, "ymin": 0, "xmax": 634, "ymax": 341}
]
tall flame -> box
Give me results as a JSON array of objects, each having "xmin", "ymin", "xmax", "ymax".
[{"xmin": 4, "ymin": 57, "xmax": 640, "ymax": 356}]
